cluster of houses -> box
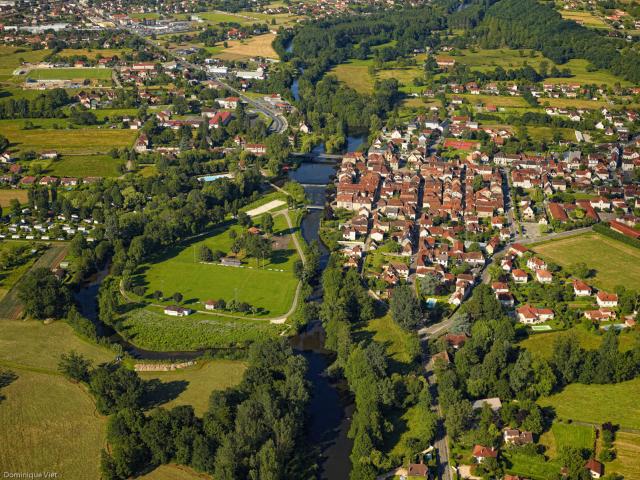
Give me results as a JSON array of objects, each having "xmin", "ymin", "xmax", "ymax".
[
  {"xmin": 332, "ymin": 124, "xmax": 511, "ymax": 303},
  {"xmin": 0, "ymin": 213, "xmax": 99, "ymax": 241}
]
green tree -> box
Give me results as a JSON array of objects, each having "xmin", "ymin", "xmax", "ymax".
[
  {"xmin": 58, "ymin": 351, "xmax": 92, "ymax": 383},
  {"xmin": 390, "ymin": 285, "xmax": 422, "ymax": 330}
]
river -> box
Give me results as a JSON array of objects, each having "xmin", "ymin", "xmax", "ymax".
[{"xmin": 74, "ymin": 133, "xmax": 366, "ymax": 479}]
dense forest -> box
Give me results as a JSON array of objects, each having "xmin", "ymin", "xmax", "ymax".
[{"xmin": 475, "ymin": 0, "xmax": 640, "ymax": 83}]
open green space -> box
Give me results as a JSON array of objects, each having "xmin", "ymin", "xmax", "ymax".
[
  {"xmin": 139, "ymin": 360, "xmax": 246, "ymax": 416},
  {"xmin": 360, "ymin": 313, "xmax": 418, "ymax": 369},
  {"xmin": 328, "ymin": 59, "xmax": 375, "ymax": 94},
  {"xmin": 559, "ymin": 10, "xmax": 610, "ymax": 29},
  {"xmin": 26, "ymin": 67, "xmax": 113, "ymax": 81},
  {"xmin": 606, "ymin": 431, "xmax": 640, "ymax": 480},
  {"xmin": 135, "ymin": 217, "xmax": 299, "ymax": 317},
  {"xmin": 140, "ymin": 464, "xmax": 212, "ymax": 480},
  {"xmin": 0, "ymin": 244, "xmax": 40, "ymax": 300},
  {"xmin": 538, "ymin": 377, "xmax": 640, "ymax": 429},
  {"xmin": 0, "ymin": 46, "xmax": 50, "ymax": 80},
  {"xmin": 0, "ymin": 189, "xmax": 28, "ymax": 207},
  {"xmin": 549, "ymin": 422, "xmax": 595, "ymax": 452},
  {"xmin": 0, "ymin": 119, "xmax": 137, "ymax": 155},
  {"xmin": 520, "ymin": 326, "xmax": 640, "ymax": 359},
  {"xmin": 0, "ymin": 368, "xmax": 106, "ymax": 479},
  {"xmin": 119, "ymin": 307, "xmax": 285, "ymax": 351},
  {"xmin": 47, "ymin": 154, "xmax": 123, "ymax": 178},
  {"xmin": 57, "ymin": 48, "xmax": 133, "ymax": 59},
  {"xmin": 533, "ymin": 232, "xmax": 640, "ymax": 291},
  {"xmin": 503, "ymin": 450, "xmax": 561, "ymax": 479},
  {"xmin": 0, "ymin": 320, "xmax": 115, "ymax": 371}
]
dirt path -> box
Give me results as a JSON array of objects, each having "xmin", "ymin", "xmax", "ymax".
[{"xmin": 0, "ymin": 245, "xmax": 68, "ymax": 320}]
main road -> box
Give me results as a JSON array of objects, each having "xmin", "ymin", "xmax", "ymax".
[{"xmin": 85, "ymin": 10, "xmax": 289, "ymax": 134}]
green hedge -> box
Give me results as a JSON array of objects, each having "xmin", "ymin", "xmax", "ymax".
[{"xmin": 593, "ymin": 223, "xmax": 640, "ymax": 249}]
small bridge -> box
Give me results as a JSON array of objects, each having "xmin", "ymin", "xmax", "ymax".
[{"xmin": 306, "ymin": 205, "xmax": 324, "ymax": 211}]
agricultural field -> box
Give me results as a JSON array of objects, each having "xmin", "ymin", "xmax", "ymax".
[
  {"xmin": 532, "ymin": 232, "xmax": 640, "ymax": 291},
  {"xmin": 213, "ymin": 33, "xmax": 279, "ymax": 60},
  {"xmin": 0, "ymin": 320, "xmax": 115, "ymax": 479},
  {"xmin": 0, "ymin": 119, "xmax": 137, "ymax": 155},
  {"xmin": 0, "ymin": 46, "xmax": 50, "ymax": 81},
  {"xmin": 26, "ymin": 67, "xmax": 113, "ymax": 81},
  {"xmin": 520, "ymin": 326, "xmax": 640, "ymax": 359},
  {"xmin": 139, "ymin": 360, "xmax": 246, "ymax": 415},
  {"xmin": 559, "ymin": 10, "xmax": 610, "ymax": 29},
  {"xmin": 538, "ymin": 377, "xmax": 640, "ymax": 429},
  {"xmin": 141, "ymin": 464, "xmax": 212, "ymax": 480},
  {"xmin": 605, "ymin": 431, "xmax": 640, "ymax": 480},
  {"xmin": 0, "ymin": 369, "xmax": 107, "ymax": 479},
  {"xmin": 0, "ymin": 188, "xmax": 28, "ymax": 207},
  {"xmin": 134, "ymin": 216, "xmax": 299, "ymax": 317},
  {"xmin": 46, "ymin": 154, "xmax": 124, "ymax": 178},
  {"xmin": 119, "ymin": 307, "xmax": 285, "ymax": 351}
]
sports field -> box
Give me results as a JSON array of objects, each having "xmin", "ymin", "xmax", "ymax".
[
  {"xmin": 136, "ymin": 217, "xmax": 299, "ymax": 317},
  {"xmin": 214, "ymin": 33, "xmax": 278, "ymax": 60},
  {"xmin": 538, "ymin": 377, "xmax": 640, "ymax": 429},
  {"xmin": 26, "ymin": 67, "xmax": 113, "ymax": 81},
  {"xmin": 533, "ymin": 232, "xmax": 640, "ymax": 291},
  {"xmin": 139, "ymin": 360, "xmax": 246, "ymax": 415}
]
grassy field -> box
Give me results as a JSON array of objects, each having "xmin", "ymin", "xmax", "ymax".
[
  {"xmin": 47, "ymin": 154, "xmax": 123, "ymax": 178},
  {"xmin": 0, "ymin": 320, "xmax": 114, "ymax": 371},
  {"xmin": 327, "ymin": 59, "xmax": 374, "ymax": 94},
  {"xmin": 520, "ymin": 326, "xmax": 639, "ymax": 359},
  {"xmin": 533, "ymin": 233, "xmax": 640, "ymax": 291},
  {"xmin": 606, "ymin": 431, "xmax": 640, "ymax": 480},
  {"xmin": 119, "ymin": 307, "xmax": 284, "ymax": 351},
  {"xmin": 0, "ymin": 119, "xmax": 137, "ymax": 155},
  {"xmin": 560, "ymin": 10, "xmax": 610, "ymax": 29},
  {"xmin": 140, "ymin": 464, "xmax": 212, "ymax": 480},
  {"xmin": 135, "ymin": 218, "xmax": 299, "ymax": 317},
  {"xmin": 57, "ymin": 48, "xmax": 132, "ymax": 59},
  {"xmin": 550, "ymin": 422, "xmax": 595, "ymax": 452},
  {"xmin": 214, "ymin": 33, "xmax": 278, "ymax": 60},
  {"xmin": 0, "ymin": 244, "xmax": 40, "ymax": 300},
  {"xmin": 0, "ymin": 319, "xmax": 115, "ymax": 478},
  {"xmin": 503, "ymin": 450, "xmax": 560, "ymax": 479},
  {"xmin": 360, "ymin": 314, "xmax": 417, "ymax": 370},
  {"xmin": 538, "ymin": 377, "xmax": 640, "ymax": 429},
  {"xmin": 0, "ymin": 188, "xmax": 28, "ymax": 207},
  {"xmin": 26, "ymin": 67, "xmax": 113, "ymax": 81},
  {"xmin": 0, "ymin": 369, "xmax": 107, "ymax": 479},
  {"xmin": 0, "ymin": 46, "xmax": 50, "ymax": 80},
  {"xmin": 139, "ymin": 360, "xmax": 246, "ymax": 415}
]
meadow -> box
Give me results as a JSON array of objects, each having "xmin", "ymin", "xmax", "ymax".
[
  {"xmin": 538, "ymin": 377, "xmax": 640, "ymax": 429},
  {"xmin": 520, "ymin": 326, "xmax": 639, "ymax": 359},
  {"xmin": 605, "ymin": 431, "xmax": 640, "ymax": 480},
  {"xmin": 0, "ymin": 188, "xmax": 28, "ymax": 207},
  {"xmin": 135, "ymin": 217, "xmax": 299, "ymax": 317},
  {"xmin": 559, "ymin": 10, "xmax": 610, "ymax": 29},
  {"xmin": 139, "ymin": 360, "xmax": 246, "ymax": 415},
  {"xmin": 0, "ymin": 320, "xmax": 115, "ymax": 478},
  {"xmin": 359, "ymin": 313, "xmax": 418, "ymax": 370},
  {"xmin": 46, "ymin": 154, "xmax": 124, "ymax": 178},
  {"xmin": 533, "ymin": 232, "xmax": 640, "ymax": 291},
  {"xmin": 119, "ymin": 307, "xmax": 285, "ymax": 351},
  {"xmin": 140, "ymin": 464, "xmax": 212, "ymax": 480},
  {"xmin": 57, "ymin": 48, "xmax": 133, "ymax": 59},
  {"xmin": 327, "ymin": 59, "xmax": 375, "ymax": 94},
  {"xmin": 0, "ymin": 46, "xmax": 50, "ymax": 81},
  {"xmin": 0, "ymin": 119, "xmax": 137, "ymax": 155}
]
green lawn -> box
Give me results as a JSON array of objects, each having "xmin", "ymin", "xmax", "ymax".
[
  {"xmin": 549, "ymin": 423, "xmax": 595, "ymax": 452},
  {"xmin": 533, "ymin": 233, "xmax": 640, "ymax": 291},
  {"xmin": 135, "ymin": 218, "xmax": 299, "ymax": 317},
  {"xmin": 140, "ymin": 464, "xmax": 211, "ymax": 480},
  {"xmin": 119, "ymin": 307, "xmax": 285, "ymax": 351},
  {"xmin": 26, "ymin": 67, "xmax": 113, "ymax": 81},
  {"xmin": 47, "ymin": 154, "xmax": 123, "ymax": 178},
  {"xmin": 328, "ymin": 59, "xmax": 375, "ymax": 94},
  {"xmin": 139, "ymin": 360, "xmax": 246, "ymax": 415},
  {"xmin": 520, "ymin": 326, "xmax": 640, "ymax": 359},
  {"xmin": 503, "ymin": 450, "xmax": 561, "ymax": 479},
  {"xmin": 538, "ymin": 377, "xmax": 640, "ymax": 429}
]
